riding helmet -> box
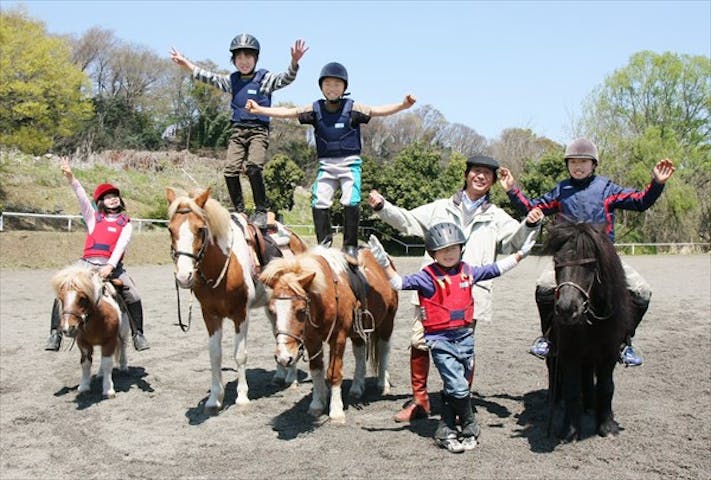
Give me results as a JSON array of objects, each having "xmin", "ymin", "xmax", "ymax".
[
  {"xmin": 318, "ymin": 62, "xmax": 349, "ymax": 90},
  {"xmin": 424, "ymin": 222, "xmax": 467, "ymax": 253},
  {"xmin": 93, "ymin": 183, "xmax": 120, "ymax": 202},
  {"xmin": 229, "ymin": 33, "xmax": 260, "ymax": 55},
  {"xmin": 564, "ymin": 138, "xmax": 598, "ymax": 164}
]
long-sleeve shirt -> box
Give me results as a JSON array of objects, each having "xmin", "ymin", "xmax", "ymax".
[
  {"xmin": 506, "ymin": 175, "xmax": 665, "ymax": 242},
  {"xmin": 71, "ymin": 179, "xmax": 132, "ymax": 268},
  {"xmin": 191, "ymin": 62, "xmax": 299, "ymax": 95}
]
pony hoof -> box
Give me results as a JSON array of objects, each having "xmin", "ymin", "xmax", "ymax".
[
  {"xmin": 103, "ymin": 391, "xmax": 116, "ymax": 399},
  {"xmin": 203, "ymin": 405, "xmax": 221, "ymax": 416},
  {"xmin": 329, "ymin": 414, "xmax": 346, "ymax": 425},
  {"xmin": 308, "ymin": 407, "xmax": 324, "ymax": 418},
  {"xmin": 235, "ymin": 397, "xmax": 250, "ymax": 407},
  {"xmin": 598, "ymin": 420, "xmax": 620, "ymax": 437}
]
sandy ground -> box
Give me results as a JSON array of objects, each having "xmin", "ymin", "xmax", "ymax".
[{"xmin": 1, "ymin": 254, "xmax": 709, "ymax": 480}]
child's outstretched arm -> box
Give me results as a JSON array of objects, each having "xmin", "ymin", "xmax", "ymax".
[
  {"xmin": 369, "ymin": 94, "xmax": 416, "ymax": 117},
  {"xmin": 245, "ymin": 99, "xmax": 300, "ymax": 118},
  {"xmin": 495, "ymin": 227, "xmax": 538, "ymax": 274},
  {"xmin": 368, "ymin": 235, "xmax": 402, "ymax": 289}
]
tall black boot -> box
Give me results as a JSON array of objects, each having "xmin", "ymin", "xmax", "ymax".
[
  {"xmin": 44, "ymin": 299, "xmax": 62, "ymax": 351},
  {"xmin": 312, "ymin": 207, "xmax": 333, "ymax": 246},
  {"xmin": 451, "ymin": 395, "xmax": 480, "ymax": 450},
  {"xmin": 247, "ymin": 166, "xmax": 268, "ymax": 228},
  {"xmin": 434, "ymin": 393, "xmax": 464, "ymax": 453},
  {"xmin": 225, "ymin": 175, "xmax": 245, "ymax": 213},
  {"xmin": 126, "ymin": 300, "xmax": 149, "ymax": 351},
  {"xmin": 342, "ymin": 205, "xmax": 360, "ymax": 260}
]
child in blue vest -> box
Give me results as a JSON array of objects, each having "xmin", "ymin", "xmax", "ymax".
[
  {"xmin": 499, "ymin": 138, "xmax": 675, "ymax": 366},
  {"xmin": 170, "ymin": 35, "xmax": 308, "ymax": 228},
  {"xmin": 45, "ymin": 159, "xmax": 148, "ymax": 352},
  {"xmin": 245, "ymin": 62, "xmax": 415, "ymax": 259},
  {"xmin": 369, "ymin": 222, "xmax": 536, "ymax": 453}
]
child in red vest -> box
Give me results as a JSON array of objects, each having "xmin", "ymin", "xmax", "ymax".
[
  {"xmin": 45, "ymin": 159, "xmax": 148, "ymax": 352},
  {"xmin": 369, "ymin": 222, "xmax": 536, "ymax": 453}
]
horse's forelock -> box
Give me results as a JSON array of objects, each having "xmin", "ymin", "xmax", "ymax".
[{"xmin": 51, "ymin": 265, "xmax": 101, "ymax": 302}]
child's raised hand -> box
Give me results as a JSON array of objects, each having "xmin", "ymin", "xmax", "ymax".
[
  {"xmin": 498, "ymin": 167, "xmax": 515, "ymax": 192},
  {"xmin": 59, "ymin": 158, "xmax": 73, "ymax": 182},
  {"xmin": 245, "ymin": 99, "xmax": 259, "ymax": 113},
  {"xmin": 170, "ymin": 47, "xmax": 187, "ymax": 65},
  {"xmin": 525, "ymin": 207, "xmax": 544, "ymax": 226},
  {"xmin": 653, "ymin": 158, "xmax": 675, "ymax": 184},
  {"xmin": 290, "ymin": 39, "xmax": 309, "ymax": 64},
  {"xmin": 403, "ymin": 94, "xmax": 416, "ymax": 108}
]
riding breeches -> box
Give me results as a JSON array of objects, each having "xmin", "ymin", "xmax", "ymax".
[
  {"xmin": 310, "ymin": 155, "xmax": 362, "ymax": 209},
  {"xmin": 536, "ymin": 259, "xmax": 652, "ymax": 303}
]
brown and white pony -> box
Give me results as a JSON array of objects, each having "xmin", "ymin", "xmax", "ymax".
[
  {"xmin": 166, "ymin": 187, "xmax": 297, "ymax": 413},
  {"xmin": 260, "ymin": 246, "xmax": 398, "ymax": 423},
  {"xmin": 51, "ymin": 265, "xmax": 130, "ymax": 398}
]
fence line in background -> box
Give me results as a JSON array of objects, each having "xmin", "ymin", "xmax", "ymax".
[{"xmin": 1, "ymin": 211, "xmax": 708, "ymax": 254}]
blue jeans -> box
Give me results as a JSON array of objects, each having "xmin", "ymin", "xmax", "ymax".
[{"xmin": 426, "ymin": 329, "xmax": 474, "ymax": 399}]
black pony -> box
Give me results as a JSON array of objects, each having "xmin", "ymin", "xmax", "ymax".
[{"xmin": 544, "ymin": 221, "xmax": 633, "ymax": 441}]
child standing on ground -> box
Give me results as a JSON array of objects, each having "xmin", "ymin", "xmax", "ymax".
[
  {"xmin": 368, "ymin": 221, "xmax": 537, "ymax": 453},
  {"xmin": 245, "ymin": 62, "xmax": 415, "ymax": 259},
  {"xmin": 170, "ymin": 35, "xmax": 308, "ymax": 228},
  {"xmin": 45, "ymin": 159, "xmax": 149, "ymax": 352}
]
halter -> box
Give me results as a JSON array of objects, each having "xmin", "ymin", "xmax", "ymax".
[{"xmin": 554, "ymin": 256, "xmax": 612, "ymax": 323}]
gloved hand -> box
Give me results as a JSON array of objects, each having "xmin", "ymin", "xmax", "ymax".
[
  {"xmin": 518, "ymin": 228, "xmax": 538, "ymax": 258},
  {"xmin": 368, "ymin": 235, "xmax": 390, "ymax": 267}
]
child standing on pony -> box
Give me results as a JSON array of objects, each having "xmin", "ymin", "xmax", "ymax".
[
  {"xmin": 170, "ymin": 34, "xmax": 308, "ymax": 228},
  {"xmin": 44, "ymin": 159, "xmax": 149, "ymax": 352},
  {"xmin": 369, "ymin": 222, "xmax": 536, "ymax": 453},
  {"xmin": 245, "ymin": 62, "xmax": 415, "ymax": 260},
  {"xmin": 499, "ymin": 137, "xmax": 676, "ymax": 366}
]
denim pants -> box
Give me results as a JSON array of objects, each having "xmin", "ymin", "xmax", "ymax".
[{"xmin": 426, "ymin": 328, "xmax": 474, "ymax": 399}]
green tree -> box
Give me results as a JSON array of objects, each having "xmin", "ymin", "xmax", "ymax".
[
  {"xmin": 264, "ymin": 153, "xmax": 304, "ymax": 217},
  {"xmin": 579, "ymin": 51, "xmax": 711, "ymax": 242},
  {"xmin": 0, "ymin": 10, "xmax": 93, "ymax": 154}
]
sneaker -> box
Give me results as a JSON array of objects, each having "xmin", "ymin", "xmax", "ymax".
[
  {"xmin": 44, "ymin": 330, "xmax": 62, "ymax": 351},
  {"xmin": 529, "ymin": 336, "xmax": 550, "ymax": 359},
  {"xmin": 620, "ymin": 344, "xmax": 643, "ymax": 366},
  {"xmin": 460, "ymin": 435, "xmax": 478, "ymax": 451},
  {"xmin": 435, "ymin": 433, "xmax": 465, "ymax": 454},
  {"xmin": 393, "ymin": 400, "xmax": 429, "ymax": 423},
  {"xmin": 133, "ymin": 332, "xmax": 150, "ymax": 351}
]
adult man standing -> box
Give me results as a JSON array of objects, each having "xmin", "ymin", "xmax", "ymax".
[{"xmin": 369, "ymin": 155, "xmax": 542, "ymax": 422}]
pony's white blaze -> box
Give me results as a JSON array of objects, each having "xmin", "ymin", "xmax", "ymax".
[
  {"xmin": 60, "ymin": 290, "xmax": 78, "ymax": 333},
  {"xmin": 274, "ymin": 298, "xmax": 296, "ymax": 365},
  {"xmin": 174, "ymin": 221, "xmax": 195, "ymax": 286}
]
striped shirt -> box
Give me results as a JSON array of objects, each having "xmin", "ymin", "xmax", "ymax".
[{"xmin": 191, "ymin": 63, "xmax": 299, "ymax": 95}]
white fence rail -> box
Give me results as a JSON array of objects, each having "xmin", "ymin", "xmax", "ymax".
[{"xmin": 1, "ymin": 211, "xmax": 708, "ymax": 254}]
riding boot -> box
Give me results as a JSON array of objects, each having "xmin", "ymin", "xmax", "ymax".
[
  {"xmin": 225, "ymin": 175, "xmax": 245, "ymax": 213},
  {"xmin": 451, "ymin": 395, "xmax": 480, "ymax": 450},
  {"xmin": 342, "ymin": 205, "xmax": 360, "ymax": 261},
  {"xmin": 44, "ymin": 299, "xmax": 62, "ymax": 351},
  {"xmin": 620, "ymin": 295, "xmax": 649, "ymax": 366},
  {"xmin": 394, "ymin": 348, "xmax": 431, "ymax": 422},
  {"xmin": 247, "ymin": 166, "xmax": 269, "ymax": 229},
  {"xmin": 434, "ymin": 393, "xmax": 464, "ymax": 453},
  {"xmin": 312, "ymin": 207, "xmax": 333, "ymax": 246},
  {"xmin": 126, "ymin": 300, "xmax": 150, "ymax": 351},
  {"xmin": 530, "ymin": 286, "xmax": 555, "ymax": 359}
]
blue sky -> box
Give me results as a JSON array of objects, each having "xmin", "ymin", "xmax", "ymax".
[{"xmin": 6, "ymin": 0, "xmax": 710, "ymax": 143}]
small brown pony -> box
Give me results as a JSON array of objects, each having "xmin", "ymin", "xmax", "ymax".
[
  {"xmin": 260, "ymin": 246, "xmax": 398, "ymax": 423},
  {"xmin": 166, "ymin": 187, "xmax": 306, "ymax": 413},
  {"xmin": 51, "ymin": 264, "xmax": 130, "ymax": 398}
]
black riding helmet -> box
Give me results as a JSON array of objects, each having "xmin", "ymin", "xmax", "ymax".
[
  {"xmin": 318, "ymin": 62, "xmax": 349, "ymax": 90},
  {"xmin": 424, "ymin": 222, "xmax": 467, "ymax": 254},
  {"xmin": 229, "ymin": 33, "xmax": 260, "ymax": 61}
]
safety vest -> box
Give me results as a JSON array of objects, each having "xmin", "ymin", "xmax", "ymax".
[
  {"xmin": 313, "ymin": 99, "xmax": 361, "ymax": 158},
  {"xmin": 82, "ymin": 213, "xmax": 130, "ymax": 260},
  {"xmin": 230, "ymin": 69, "xmax": 271, "ymax": 125},
  {"xmin": 419, "ymin": 262, "xmax": 474, "ymax": 333}
]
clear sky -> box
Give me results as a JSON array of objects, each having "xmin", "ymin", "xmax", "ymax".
[{"xmin": 5, "ymin": 0, "xmax": 710, "ymax": 143}]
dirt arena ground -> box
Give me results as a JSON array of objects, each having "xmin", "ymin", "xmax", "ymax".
[{"xmin": 1, "ymin": 254, "xmax": 709, "ymax": 480}]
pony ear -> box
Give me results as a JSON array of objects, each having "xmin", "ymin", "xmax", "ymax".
[
  {"xmin": 297, "ymin": 272, "xmax": 317, "ymax": 289},
  {"xmin": 194, "ymin": 187, "xmax": 211, "ymax": 208},
  {"xmin": 166, "ymin": 187, "xmax": 176, "ymax": 205}
]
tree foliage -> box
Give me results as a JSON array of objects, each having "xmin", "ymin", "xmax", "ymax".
[
  {"xmin": 0, "ymin": 10, "xmax": 93, "ymax": 154},
  {"xmin": 264, "ymin": 153, "xmax": 304, "ymax": 216}
]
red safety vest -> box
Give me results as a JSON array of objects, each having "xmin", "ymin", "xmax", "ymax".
[
  {"xmin": 419, "ymin": 262, "xmax": 474, "ymax": 333},
  {"xmin": 82, "ymin": 213, "xmax": 130, "ymax": 260}
]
